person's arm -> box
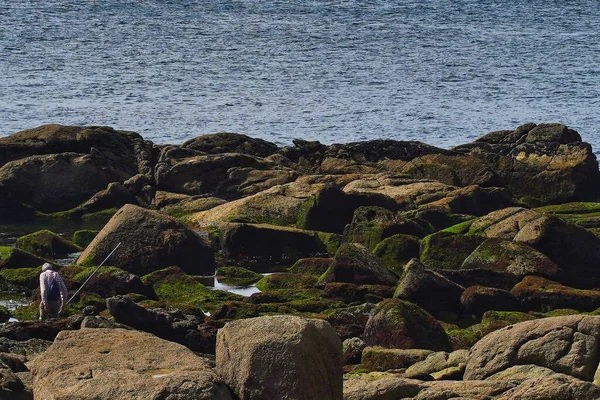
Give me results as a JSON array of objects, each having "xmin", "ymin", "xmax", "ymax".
[
  {"xmin": 39, "ymin": 272, "xmax": 47, "ymax": 309},
  {"xmin": 57, "ymin": 274, "xmax": 69, "ymax": 311}
]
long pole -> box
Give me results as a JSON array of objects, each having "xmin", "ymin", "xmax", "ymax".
[{"xmin": 66, "ymin": 242, "xmax": 122, "ymax": 305}]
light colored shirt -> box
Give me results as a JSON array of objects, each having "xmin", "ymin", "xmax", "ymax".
[{"xmin": 39, "ymin": 270, "xmax": 69, "ymax": 304}]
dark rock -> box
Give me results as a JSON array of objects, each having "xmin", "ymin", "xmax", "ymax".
[
  {"xmin": 460, "ymin": 285, "xmax": 521, "ymax": 316},
  {"xmin": 220, "ymin": 223, "xmax": 326, "ymax": 269},
  {"xmin": 288, "ymin": 257, "xmax": 333, "ymax": 276},
  {"xmin": 325, "ymin": 303, "xmax": 376, "ymax": 341},
  {"xmin": 438, "ymin": 268, "xmax": 521, "ymax": 291},
  {"xmin": 182, "ymin": 132, "xmax": 279, "ymax": 157},
  {"xmin": 393, "ymin": 259, "xmax": 465, "ymax": 316},
  {"xmin": 342, "ymin": 337, "xmax": 366, "ymax": 365},
  {"xmin": 0, "ymin": 317, "xmax": 82, "ymax": 342}
]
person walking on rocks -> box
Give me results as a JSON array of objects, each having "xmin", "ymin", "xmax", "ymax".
[{"xmin": 39, "ymin": 263, "xmax": 68, "ymax": 320}]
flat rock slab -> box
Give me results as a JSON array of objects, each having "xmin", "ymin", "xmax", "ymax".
[
  {"xmin": 31, "ymin": 328, "xmax": 232, "ymax": 400},
  {"xmin": 464, "ymin": 315, "xmax": 600, "ymax": 382}
]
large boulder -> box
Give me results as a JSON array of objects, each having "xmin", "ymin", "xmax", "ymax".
[
  {"xmin": 455, "ymin": 123, "xmax": 600, "ymax": 206},
  {"xmin": 30, "ymin": 328, "xmax": 233, "ymax": 399},
  {"xmin": 363, "ymin": 299, "xmax": 451, "ymax": 351},
  {"xmin": 0, "ymin": 124, "xmax": 152, "ymax": 176},
  {"xmin": 318, "ymin": 243, "xmax": 398, "ymax": 286},
  {"xmin": 77, "ymin": 204, "xmax": 214, "ymax": 275},
  {"xmin": 216, "ymin": 315, "xmax": 342, "ymax": 400},
  {"xmin": 469, "ymin": 207, "xmax": 600, "ymax": 288},
  {"xmin": 461, "ymin": 237, "xmax": 560, "ymax": 279},
  {"xmin": 464, "ymin": 315, "xmax": 600, "ymax": 382},
  {"xmin": 155, "ymin": 147, "xmax": 295, "ymax": 199},
  {"xmin": 0, "ymin": 125, "xmax": 153, "ymax": 217}
]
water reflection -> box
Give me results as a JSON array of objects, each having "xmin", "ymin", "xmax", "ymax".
[{"xmin": 198, "ymin": 275, "xmax": 262, "ymax": 297}]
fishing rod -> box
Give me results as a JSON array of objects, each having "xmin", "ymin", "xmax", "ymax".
[{"xmin": 66, "ymin": 242, "xmax": 122, "ymax": 305}]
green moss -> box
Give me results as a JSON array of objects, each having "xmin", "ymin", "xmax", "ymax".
[
  {"xmin": 0, "ymin": 246, "xmax": 12, "ymax": 261},
  {"xmin": 216, "ymin": 266, "xmax": 262, "ymax": 286},
  {"xmin": 296, "ymin": 195, "xmax": 317, "ymax": 230},
  {"xmin": 81, "ymin": 208, "xmax": 118, "ymax": 225},
  {"xmin": 72, "ymin": 230, "xmax": 99, "ymax": 248},
  {"xmin": 142, "ymin": 267, "xmax": 242, "ymax": 312},
  {"xmin": 535, "ymin": 202, "xmax": 600, "ymax": 215},
  {"xmin": 373, "ymin": 234, "xmax": 420, "ymax": 274},
  {"xmin": 444, "ymin": 326, "xmax": 479, "ymax": 350},
  {"xmin": 15, "ymin": 229, "xmax": 82, "ymax": 257},
  {"xmin": 419, "ymin": 231, "xmax": 485, "ymax": 270},
  {"xmin": 289, "ymin": 258, "xmax": 332, "ymax": 276},
  {"xmin": 0, "ymin": 267, "xmax": 40, "ymax": 290},
  {"xmin": 247, "ymin": 288, "xmax": 344, "ymax": 314},
  {"xmin": 441, "ymin": 219, "xmax": 475, "ymax": 234},
  {"xmin": 62, "ymin": 293, "xmax": 106, "ymax": 317},
  {"xmin": 255, "ymin": 273, "xmax": 317, "ymax": 291},
  {"xmin": 12, "ymin": 301, "xmax": 40, "ymax": 321},
  {"xmin": 72, "ymin": 266, "xmax": 129, "ymax": 282},
  {"xmin": 470, "ymin": 310, "xmax": 538, "ymax": 338},
  {"xmin": 317, "ymin": 232, "xmax": 342, "ymax": 255},
  {"xmin": 545, "ymin": 308, "xmax": 581, "ymax": 317}
]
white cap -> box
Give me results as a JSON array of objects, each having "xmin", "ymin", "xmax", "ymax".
[{"xmin": 42, "ymin": 262, "xmax": 53, "ymax": 271}]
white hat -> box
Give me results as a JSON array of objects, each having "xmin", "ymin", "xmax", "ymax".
[{"xmin": 41, "ymin": 263, "xmax": 53, "ymax": 271}]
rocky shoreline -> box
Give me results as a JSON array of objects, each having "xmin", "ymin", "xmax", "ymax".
[{"xmin": 2, "ymin": 123, "xmax": 600, "ymax": 398}]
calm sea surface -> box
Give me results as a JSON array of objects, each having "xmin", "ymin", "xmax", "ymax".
[{"xmin": 1, "ymin": 1, "xmax": 600, "ymax": 151}]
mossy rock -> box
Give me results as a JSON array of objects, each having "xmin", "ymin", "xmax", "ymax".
[
  {"xmin": 441, "ymin": 219, "xmax": 476, "ymax": 234},
  {"xmin": 0, "ymin": 267, "xmax": 41, "ymax": 290},
  {"xmin": 62, "ymin": 293, "xmax": 107, "ymax": 317},
  {"xmin": 80, "ymin": 208, "xmax": 119, "ymax": 225},
  {"xmin": 11, "ymin": 301, "xmax": 40, "ymax": 322},
  {"xmin": 15, "ymin": 229, "xmax": 82, "ymax": 258},
  {"xmin": 361, "ymin": 347, "xmax": 433, "ymax": 372},
  {"xmin": 511, "ymin": 275, "xmax": 600, "ymax": 312},
  {"xmin": 245, "ymin": 288, "xmax": 344, "ymax": 314},
  {"xmin": 373, "ymin": 234, "xmax": 420, "ymax": 274},
  {"xmin": 316, "ymin": 232, "xmax": 343, "ymax": 255},
  {"xmin": 469, "ymin": 310, "xmax": 538, "ymax": 339},
  {"xmin": 0, "ymin": 305, "xmax": 11, "ymax": 323},
  {"xmin": 66, "ymin": 265, "xmax": 151, "ymax": 299},
  {"xmin": 534, "ymin": 202, "xmax": 600, "ymax": 215},
  {"xmin": 216, "ymin": 266, "xmax": 262, "ymax": 286},
  {"xmin": 255, "ymin": 273, "xmax": 317, "ymax": 291},
  {"xmin": 0, "ymin": 246, "xmax": 49, "ymax": 269},
  {"xmin": 363, "ymin": 298, "xmax": 451, "ymax": 351},
  {"xmin": 142, "ymin": 266, "xmax": 242, "ymax": 312},
  {"xmin": 343, "ymin": 206, "xmax": 426, "ymax": 250},
  {"xmin": 72, "ymin": 230, "xmax": 99, "ymax": 248},
  {"xmin": 419, "ymin": 231, "xmax": 485, "ymax": 270},
  {"xmin": 318, "ymin": 243, "xmax": 399, "ymax": 286},
  {"xmin": 443, "ymin": 324, "xmax": 479, "ymax": 350},
  {"xmin": 289, "ymin": 258, "xmax": 333, "ymax": 276}
]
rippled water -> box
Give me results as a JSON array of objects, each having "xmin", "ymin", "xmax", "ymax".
[{"xmin": 1, "ymin": 1, "xmax": 599, "ymax": 151}]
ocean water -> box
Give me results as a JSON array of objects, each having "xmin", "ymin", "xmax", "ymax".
[{"xmin": 1, "ymin": 1, "xmax": 599, "ymax": 151}]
